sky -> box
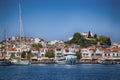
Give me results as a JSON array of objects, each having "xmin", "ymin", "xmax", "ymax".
[{"xmin": 0, "ymin": 0, "xmax": 120, "ymax": 42}]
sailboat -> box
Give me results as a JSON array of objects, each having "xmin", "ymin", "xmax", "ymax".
[
  {"xmin": 11, "ymin": 2, "xmax": 30, "ymax": 66},
  {"xmin": 0, "ymin": 30, "xmax": 13, "ymax": 66}
]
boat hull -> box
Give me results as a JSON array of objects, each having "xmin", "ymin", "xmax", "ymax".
[
  {"xmin": 98, "ymin": 60, "xmax": 117, "ymax": 65},
  {"xmin": 0, "ymin": 61, "xmax": 13, "ymax": 66},
  {"xmin": 11, "ymin": 59, "xmax": 30, "ymax": 66},
  {"xmin": 56, "ymin": 57, "xmax": 76, "ymax": 65}
]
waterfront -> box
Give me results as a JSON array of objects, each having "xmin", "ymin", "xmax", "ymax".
[{"xmin": 0, "ymin": 64, "xmax": 120, "ymax": 80}]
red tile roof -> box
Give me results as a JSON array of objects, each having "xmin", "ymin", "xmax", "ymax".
[{"xmin": 8, "ymin": 48, "xmax": 17, "ymax": 51}]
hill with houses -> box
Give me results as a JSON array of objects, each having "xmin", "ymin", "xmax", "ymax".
[{"xmin": 0, "ymin": 32, "xmax": 120, "ymax": 63}]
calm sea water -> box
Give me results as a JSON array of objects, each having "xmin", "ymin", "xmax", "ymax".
[{"xmin": 0, "ymin": 64, "xmax": 120, "ymax": 80}]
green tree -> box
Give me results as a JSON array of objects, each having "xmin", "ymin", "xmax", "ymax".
[
  {"xmin": 88, "ymin": 31, "xmax": 91, "ymax": 38},
  {"xmin": 75, "ymin": 52, "xmax": 82, "ymax": 59},
  {"xmin": 31, "ymin": 43, "xmax": 42, "ymax": 50},
  {"xmin": 21, "ymin": 51, "xmax": 26, "ymax": 58},
  {"xmin": 10, "ymin": 53, "xmax": 15, "ymax": 59},
  {"xmin": 98, "ymin": 36, "xmax": 111, "ymax": 46},
  {"xmin": 106, "ymin": 37, "xmax": 111, "ymax": 46},
  {"xmin": 27, "ymin": 50, "xmax": 34, "ymax": 60},
  {"xmin": 45, "ymin": 50, "xmax": 55, "ymax": 58},
  {"xmin": 94, "ymin": 34, "xmax": 97, "ymax": 38}
]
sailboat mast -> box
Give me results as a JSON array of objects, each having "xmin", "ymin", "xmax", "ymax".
[
  {"xmin": 19, "ymin": 2, "xmax": 22, "ymax": 49},
  {"xmin": 4, "ymin": 29, "xmax": 6, "ymax": 58}
]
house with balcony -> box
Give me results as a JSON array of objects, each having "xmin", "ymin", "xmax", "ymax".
[
  {"xmin": 55, "ymin": 46, "xmax": 64, "ymax": 59},
  {"xmin": 109, "ymin": 48, "xmax": 120, "ymax": 60},
  {"xmin": 81, "ymin": 48, "xmax": 92, "ymax": 61},
  {"xmin": 6, "ymin": 48, "xmax": 18, "ymax": 59},
  {"xmin": 94, "ymin": 48, "xmax": 104, "ymax": 59}
]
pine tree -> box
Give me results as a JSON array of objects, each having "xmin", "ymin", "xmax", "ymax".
[
  {"xmin": 88, "ymin": 31, "xmax": 91, "ymax": 38},
  {"xmin": 94, "ymin": 34, "xmax": 97, "ymax": 38}
]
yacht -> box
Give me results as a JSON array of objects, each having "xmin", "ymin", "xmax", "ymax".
[{"xmin": 55, "ymin": 52, "xmax": 77, "ymax": 65}]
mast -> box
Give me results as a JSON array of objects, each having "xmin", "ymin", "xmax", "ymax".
[
  {"xmin": 19, "ymin": 1, "xmax": 23, "ymax": 57},
  {"xmin": 3, "ymin": 29, "xmax": 6, "ymax": 59},
  {"xmin": 19, "ymin": 2, "xmax": 22, "ymax": 49}
]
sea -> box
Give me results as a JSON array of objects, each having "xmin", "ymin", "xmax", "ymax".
[{"xmin": 0, "ymin": 64, "xmax": 120, "ymax": 80}]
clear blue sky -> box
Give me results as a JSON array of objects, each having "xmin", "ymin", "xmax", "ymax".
[{"xmin": 0, "ymin": 0, "xmax": 120, "ymax": 42}]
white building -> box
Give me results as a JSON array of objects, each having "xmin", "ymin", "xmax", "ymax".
[
  {"xmin": 34, "ymin": 38, "xmax": 40, "ymax": 44},
  {"xmin": 81, "ymin": 32, "xmax": 94, "ymax": 38},
  {"xmin": 81, "ymin": 48, "xmax": 92, "ymax": 60}
]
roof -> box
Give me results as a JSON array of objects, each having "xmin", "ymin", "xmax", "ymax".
[
  {"xmin": 7, "ymin": 48, "xmax": 17, "ymax": 51},
  {"xmin": 111, "ymin": 48, "xmax": 119, "ymax": 52}
]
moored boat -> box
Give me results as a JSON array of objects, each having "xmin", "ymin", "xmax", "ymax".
[
  {"xmin": 0, "ymin": 59, "xmax": 13, "ymax": 66},
  {"xmin": 11, "ymin": 59, "xmax": 30, "ymax": 66},
  {"xmin": 55, "ymin": 52, "xmax": 77, "ymax": 65},
  {"xmin": 98, "ymin": 59, "xmax": 117, "ymax": 65},
  {"xmin": 10, "ymin": 2, "xmax": 31, "ymax": 66}
]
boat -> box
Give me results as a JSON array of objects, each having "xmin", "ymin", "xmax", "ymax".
[
  {"xmin": 11, "ymin": 2, "xmax": 30, "ymax": 66},
  {"xmin": 55, "ymin": 52, "xmax": 77, "ymax": 65},
  {"xmin": 11, "ymin": 59, "xmax": 30, "ymax": 66},
  {"xmin": 98, "ymin": 59, "xmax": 117, "ymax": 65},
  {"xmin": 0, "ymin": 59, "xmax": 13, "ymax": 66},
  {"xmin": 0, "ymin": 30, "xmax": 13, "ymax": 66}
]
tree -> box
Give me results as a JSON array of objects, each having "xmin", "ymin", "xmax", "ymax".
[
  {"xmin": 21, "ymin": 51, "xmax": 26, "ymax": 58},
  {"xmin": 75, "ymin": 52, "xmax": 82, "ymax": 59},
  {"xmin": 94, "ymin": 34, "xmax": 97, "ymax": 38},
  {"xmin": 88, "ymin": 31, "xmax": 91, "ymax": 38},
  {"xmin": 45, "ymin": 50, "xmax": 55, "ymax": 58},
  {"xmin": 98, "ymin": 36, "xmax": 111, "ymax": 46},
  {"xmin": 107, "ymin": 37, "xmax": 111, "ymax": 46},
  {"xmin": 31, "ymin": 43, "xmax": 42, "ymax": 50},
  {"xmin": 10, "ymin": 53, "xmax": 15, "ymax": 59},
  {"xmin": 27, "ymin": 50, "xmax": 34, "ymax": 60}
]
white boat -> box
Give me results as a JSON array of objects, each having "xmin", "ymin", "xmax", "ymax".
[
  {"xmin": 0, "ymin": 60, "xmax": 13, "ymax": 66},
  {"xmin": 11, "ymin": 2, "xmax": 30, "ymax": 66},
  {"xmin": 98, "ymin": 59, "xmax": 117, "ymax": 65},
  {"xmin": 55, "ymin": 52, "xmax": 77, "ymax": 65},
  {"xmin": 11, "ymin": 59, "xmax": 30, "ymax": 66}
]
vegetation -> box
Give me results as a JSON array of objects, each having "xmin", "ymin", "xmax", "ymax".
[
  {"xmin": 94, "ymin": 34, "xmax": 97, "ymax": 38},
  {"xmin": 45, "ymin": 50, "xmax": 55, "ymax": 58},
  {"xmin": 88, "ymin": 31, "xmax": 91, "ymax": 38},
  {"xmin": 97, "ymin": 36, "xmax": 111, "ymax": 46},
  {"xmin": 75, "ymin": 52, "xmax": 82, "ymax": 59},
  {"xmin": 31, "ymin": 43, "xmax": 42, "ymax": 50},
  {"xmin": 21, "ymin": 51, "xmax": 26, "ymax": 58},
  {"xmin": 66, "ymin": 32, "xmax": 111, "ymax": 48},
  {"xmin": 26, "ymin": 50, "xmax": 34, "ymax": 60},
  {"xmin": 10, "ymin": 53, "xmax": 15, "ymax": 59}
]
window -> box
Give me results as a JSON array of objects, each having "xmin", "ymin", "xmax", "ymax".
[
  {"xmin": 113, "ymin": 53, "xmax": 115, "ymax": 56},
  {"xmin": 57, "ymin": 49, "xmax": 61, "ymax": 51},
  {"xmin": 117, "ymin": 53, "xmax": 118, "ymax": 56},
  {"xmin": 95, "ymin": 54, "xmax": 102, "ymax": 56},
  {"xmin": 91, "ymin": 53, "xmax": 94, "ymax": 56},
  {"xmin": 105, "ymin": 54, "xmax": 106, "ymax": 56}
]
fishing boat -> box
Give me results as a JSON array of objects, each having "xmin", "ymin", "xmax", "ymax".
[{"xmin": 55, "ymin": 52, "xmax": 77, "ymax": 65}]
